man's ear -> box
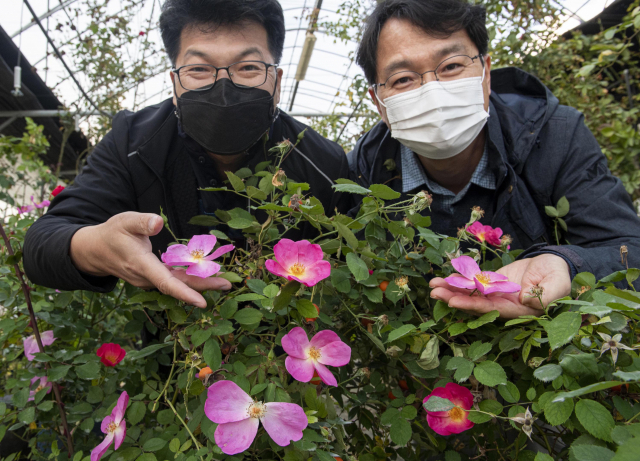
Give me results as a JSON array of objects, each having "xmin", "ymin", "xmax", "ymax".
[
  {"xmin": 274, "ymin": 68, "xmax": 284, "ymax": 106},
  {"xmin": 369, "ymin": 87, "xmax": 389, "ymax": 127},
  {"xmin": 170, "ymin": 70, "xmax": 178, "ymax": 106}
]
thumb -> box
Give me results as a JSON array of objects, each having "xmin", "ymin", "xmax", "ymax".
[{"xmin": 119, "ymin": 212, "xmax": 164, "ymax": 237}]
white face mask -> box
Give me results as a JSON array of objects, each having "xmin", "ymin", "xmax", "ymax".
[{"xmin": 380, "ymin": 68, "xmax": 489, "ymax": 160}]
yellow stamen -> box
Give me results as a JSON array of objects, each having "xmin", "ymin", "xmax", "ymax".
[
  {"xmin": 475, "ymin": 273, "xmax": 491, "ymax": 286},
  {"xmin": 448, "ymin": 407, "xmax": 465, "ymax": 422},
  {"xmin": 289, "ymin": 263, "xmax": 305, "ymax": 277},
  {"xmin": 190, "ymin": 249, "xmax": 205, "ymax": 260},
  {"xmin": 308, "ymin": 346, "xmax": 321, "ymax": 360},
  {"xmin": 107, "ymin": 422, "xmax": 118, "ymax": 433},
  {"xmin": 247, "ymin": 402, "xmax": 267, "ymax": 418}
]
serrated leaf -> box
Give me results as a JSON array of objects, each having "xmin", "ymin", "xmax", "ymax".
[
  {"xmin": 127, "ymin": 401, "xmax": 146, "ymax": 425},
  {"xmin": 332, "ymin": 183, "xmax": 371, "ymax": 195},
  {"xmin": 335, "ymin": 222, "xmax": 358, "ymax": 249},
  {"xmin": 543, "ymin": 312, "xmax": 582, "ymax": 350},
  {"xmin": 560, "ymin": 353, "xmax": 599, "ymax": 378},
  {"xmin": 533, "ymin": 364, "xmax": 562, "ymax": 383},
  {"xmin": 473, "ymin": 361, "xmax": 507, "ymax": 387},
  {"xmin": 142, "ymin": 438, "xmax": 167, "ymax": 451},
  {"xmin": 423, "ymin": 396, "xmax": 454, "ymax": 412},
  {"xmin": 203, "ymin": 339, "xmax": 222, "ymax": 371},
  {"xmin": 446, "ymin": 357, "xmax": 475, "ymax": 383},
  {"xmin": 346, "ymin": 253, "xmax": 369, "ymax": 282},
  {"xmin": 369, "ymin": 184, "xmax": 401, "ymax": 200},
  {"xmin": 544, "ymin": 397, "xmax": 574, "ymax": 426},
  {"xmin": 389, "ymin": 417, "xmax": 412, "ymax": 446},
  {"xmin": 575, "ymin": 399, "xmax": 614, "ymax": 441},
  {"xmin": 467, "ymin": 310, "xmax": 499, "ymax": 329},
  {"xmin": 226, "ymin": 171, "xmax": 245, "ymax": 192},
  {"xmin": 416, "ymin": 336, "xmax": 439, "ymax": 370},
  {"xmin": 234, "ymin": 308, "xmax": 263, "ymax": 325},
  {"xmin": 386, "ymin": 324, "xmax": 416, "ymax": 343},
  {"xmin": 296, "ymin": 299, "xmax": 318, "ymax": 319},
  {"xmin": 467, "ymin": 341, "xmax": 492, "ymax": 361},
  {"xmin": 571, "ymin": 445, "xmax": 614, "ymax": 461},
  {"xmin": 497, "ymin": 382, "xmax": 520, "ymax": 403},
  {"xmin": 556, "ymin": 196, "xmax": 570, "ymax": 217}
]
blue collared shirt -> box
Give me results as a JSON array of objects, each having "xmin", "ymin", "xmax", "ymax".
[{"xmin": 400, "ymin": 142, "xmax": 497, "ymax": 213}]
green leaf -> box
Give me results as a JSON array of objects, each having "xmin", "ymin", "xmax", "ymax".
[
  {"xmin": 227, "ymin": 218, "xmax": 256, "ymax": 229},
  {"xmin": 273, "ymin": 280, "xmax": 300, "ymax": 310},
  {"xmin": 467, "ymin": 341, "xmax": 492, "ymax": 361},
  {"xmin": 448, "ymin": 323, "xmax": 468, "ymax": 336},
  {"xmin": 129, "ymin": 343, "xmax": 172, "ymax": 361},
  {"xmin": 203, "ymin": 339, "xmax": 222, "ymax": 370},
  {"xmin": 498, "ymin": 382, "xmax": 520, "ymax": 404},
  {"xmin": 369, "ymin": 184, "xmax": 401, "ymax": 200},
  {"xmin": 142, "ymin": 438, "xmax": 167, "ymax": 451},
  {"xmin": 571, "ymin": 445, "xmax": 614, "ymax": 461},
  {"xmin": 467, "ymin": 310, "xmax": 499, "ymax": 329},
  {"xmin": 560, "ymin": 353, "xmax": 599, "ymax": 378},
  {"xmin": 169, "ymin": 438, "xmax": 180, "ymax": 453},
  {"xmin": 543, "ymin": 312, "xmax": 582, "ymax": 350},
  {"xmin": 191, "ymin": 328, "xmax": 212, "ymax": 348},
  {"xmin": 167, "ymin": 305, "xmax": 187, "ymax": 324},
  {"xmin": 217, "ymin": 271, "xmax": 243, "ymax": 283},
  {"xmin": 233, "ymin": 308, "xmax": 263, "ymax": 325},
  {"xmin": 76, "ymin": 362, "xmax": 101, "ymax": 380},
  {"xmin": 433, "ymin": 300, "xmax": 453, "ymax": 322},
  {"xmin": 18, "ymin": 407, "xmax": 35, "ymax": 424},
  {"xmin": 219, "ymin": 299, "xmax": 238, "ymax": 319},
  {"xmin": 535, "ymin": 453, "xmax": 554, "ymax": 461},
  {"xmin": 473, "ymin": 361, "xmax": 507, "ymax": 387},
  {"xmin": 332, "ymin": 183, "xmax": 371, "ymax": 195},
  {"xmin": 386, "ymin": 324, "xmax": 416, "ymax": 343},
  {"xmin": 552, "ymin": 381, "xmax": 623, "ymax": 401},
  {"xmin": 545, "ymin": 206, "xmax": 559, "ymax": 217},
  {"xmin": 135, "ymin": 455, "xmax": 158, "ymax": 461},
  {"xmin": 613, "ymin": 371, "xmax": 640, "ymax": 381},
  {"xmin": 575, "ymin": 399, "xmax": 614, "ymax": 441},
  {"xmin": 127, "ymin": 401, "xmax": 146, "ymax": 425},
  {"xmin": 446, "ymin": 357, "xmax": 475, "ymax": 383},
  {"xmin": 533, "ymin": 364, "xmax": 563, "ymax": 383},
  {"xmin": 47, "ymin": 365, "xmax": 72, "ymax": 382},
  {"xmin": 296, "ymin": 299, "xmax": 319, "ymax": 319},
  {"xmin": 445, "ymin": 451, "xmax": 461, "ymax": 461},
  {"xmin": 401, "ymin": 405, "xmax": 418, "ymax": 420},
  {"xmin": 612, "ymin": 436, "xmax": 640, "ymax": 460},
  {"xmin": 335, "ymin": 221, "xmax": 358, "ymax": 249},
  {"xmin": 226, "ymin": 171, "xmax": 245, "ymax": 192},
  {"xmin": 556, "ymin": 196, "xmax": 570, "ymax": 217},
  {"xmin": 423, "ymin": 396, "xmax": 455, "ymax": 412},
  {"xmin": 112, "ymin": 447, "xmax": 142, "ymax": 461},
  {"xmin": 389, "ymin": 417, "xmax": 412, "ymax": 446},
  {"xmin": 544, "ymin": 397, "xmax": 574, "ymax": 426},
  {"xmin": 346, "ymin": 253, "xmax": 370, "ymax": 282}
]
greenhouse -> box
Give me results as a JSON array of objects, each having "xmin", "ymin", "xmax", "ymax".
[{"xmin": 1, "ymin": 0, "xmax": 640, "ymax": 460}]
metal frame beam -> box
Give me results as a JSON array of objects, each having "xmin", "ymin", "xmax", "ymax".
[{"xmin": 0, "ymin": 110, "xmax": 376, "ymax": 118}]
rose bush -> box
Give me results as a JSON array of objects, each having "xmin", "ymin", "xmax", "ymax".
[{"xmin": 1, "ymin": 127, "xmax": 640, "ymax": 461}]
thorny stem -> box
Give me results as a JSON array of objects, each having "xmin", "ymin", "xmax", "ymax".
[
  {"xmin": 0, "ymin": 221, "xmax": 74, "ymax": 456},
  {"xmin": 153, "ymin": 340, "xmax": 178, "ymax": 412}
]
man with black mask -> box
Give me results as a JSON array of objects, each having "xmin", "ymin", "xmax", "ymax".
[{"xmin": 23, "ymin": 0, "xmax": 350, "ymax": 308}]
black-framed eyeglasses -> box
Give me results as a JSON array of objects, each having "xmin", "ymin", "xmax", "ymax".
[
  {"xmin": 374, "ymin": 54, "xmax": 484, "ymax": 100},
  {"xmin": 172, "ymin": 61, "xmax": 278, "ymax": 91}
]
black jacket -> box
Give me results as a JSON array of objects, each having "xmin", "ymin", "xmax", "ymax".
[
  {"xmin": 24, "ymin": 99, "xmax": 349, "ymax": 292},
  {"xmin": 348, "ymin": 67, "xmax": 640, "ymax": 282}
]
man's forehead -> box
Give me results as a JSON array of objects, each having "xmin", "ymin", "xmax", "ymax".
[
  {"xmin": 178, "ymin": 22, "xmax": 272, "ymax": 64},
  {"xmin": 377, "ymin": 20, "xmax": 474, "ymax": 77}
]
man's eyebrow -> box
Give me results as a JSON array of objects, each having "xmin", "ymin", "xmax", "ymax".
[
  {"xmin": 380, "ymin": 43, "xmax": 470, "ymax": 80},
  {"xmin": 183, "ymin": 49, "xmax": 210, "ymax": 60},
  {"xmin": 234, "ymin": 47, "xmax": 265, "ymax": 61}
]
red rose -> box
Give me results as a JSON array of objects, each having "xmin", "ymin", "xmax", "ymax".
[{"xmin": 96, "ymin": 343, "xmax": 126, "ymax": 367}]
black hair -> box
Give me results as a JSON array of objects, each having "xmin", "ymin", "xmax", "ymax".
[
  {"xmin": 356, "ymin": 0, "xmax": 489, "ymax": 84},
  {"xmin": 159, "ymin": 0, "xmax": 286, "ymax": 65}
]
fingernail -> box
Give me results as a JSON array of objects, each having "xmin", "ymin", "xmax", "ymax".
[{"xmin": 148, "ymin": 217, "xmax": 157, "ymax": 232}]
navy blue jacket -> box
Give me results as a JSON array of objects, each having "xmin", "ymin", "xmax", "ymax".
[{"xmin": 348, "ymin": 67, "xmax": 640, "ymax": 282}]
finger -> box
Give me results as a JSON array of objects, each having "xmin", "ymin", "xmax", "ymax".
[
  {"xmin": 116, "ymin": 212, "xmax": 164, "ymax": 237},
  {"xmin": 429, "ymin": 277, "xmax": 448, "ymax": 288},
  {"xmin": 430, "ymin": 287, "xmax": 458, "ymax": 304},
  {"xmin": 170, "ymin": 268, "xmax": 232, "ymax": 291},
  {"xmin": 448, "ymin": 293, "xmax": 541, "ymax": 319},
  {"xmin": 139, "ymin": 254, "xmax": 208, "ymax": 308}
]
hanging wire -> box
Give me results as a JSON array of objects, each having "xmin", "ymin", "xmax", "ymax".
[
  {"xmin": 22, "ymin": 0, "xmax": 111, "ymax": 118},
  {"xmin": 11, "ymin": 1, "xmax": 25, "ymax": 97}
]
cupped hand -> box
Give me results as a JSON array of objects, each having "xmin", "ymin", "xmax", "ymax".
[
  {"xmin": 429, "ymin": 254, "xmax": 572, "ymax": 319},
  {"xmin": 70, "ymin": 211, "xmax": 232, "ymax": 308}
]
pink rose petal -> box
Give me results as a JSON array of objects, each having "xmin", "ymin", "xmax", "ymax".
[
  {"xmin": 285, "ymin": 356, "xmax": 315, "ymax": 382},
  {"xmin": 444, "ymin": 275, "xmax": 477, "ymax": 290},
  {"xmin": 295, "ymin": 240, "xmax": 324, "ymax": 267},
  {"xmin": 187, "ymin": 235, "xmax": 217, "ymax": 255},
  {"xmin": 451, "ymin": 256, "xmax": 481, "ymax": 280},
  {"xmin": 185, "ymin": 260, "xmax": 221, "ymax": 278},
  {"xmin": 205, "ymin": 381, "xmax": 253, "ymax": 424},
  {"xmin": 273, "ymin": 238, "xmax": 299, "ymax": 269},
  {"xmin": 161, "ymin": 244, "xmax": 192, "ymax": 265},
  {"xmin": 293, "ymin": 260, "xmax": 331, "ymax": 287},
  {"xmin": 265, "ymin": 260, "xmax": 290, "ymax": 279},
  {"xmin": 113, "ymin": 392, "xmax": 129, "ymax": 424},
  {"xmin": 281, "ymin": 327, "xmax": 310, "ymax": 359},
  {"xmin": 482, "ymin": 281, "xmax": 521, "ymax": 294},
  {"xmin": 313, "ymin": 361, "xmax": 338, "ymax": 387},
  {"xmin": 214, "ymin": 418, "xmax": 259, "ymax": 455},
  {"xmin": 207, "ymin": 244, "xmax": 235, "ymax": 260},
  {"xmin": 309, "ymin": 329, "xmax": 342, "ymax": 349},
  {"xmin": 317, "ymin": 341, "xmax": 351, "ymax": 367},
  {"xmin": 261, "ymin": 402, "xmax": 308, "ymax": 446},
  {"xmin": 91, "ymin": 432, "xmax": 115, "ymax": 461},
  {"xmin": 113, "ymin": 421, "xmax": 126, "ymax": 449}
]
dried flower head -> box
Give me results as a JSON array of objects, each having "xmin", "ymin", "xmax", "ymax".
[
  {"xmin": 395, "ymin": 276, "xmax": 410, "ymax": 292},
  {"xmin": 288, "ymin": 194, "xmax": 303, "ymax": 212},
  {"xmin": 409, "ymin": 191, "xmax": 433, "ymax": 215},
  {"xmin": 272, "ymin": 169, "xmax": 286, "ymax": 187},
  {"xmin": 511, "ymin": 407, "xmax": 536, "ymax": 440},
  {"xmin": 470, "ymin": 206, "xmax": 485, "ymax": 223},
  {"xmin": 598, "ymin": 332, "xmax": 637, "ymax": 364}
]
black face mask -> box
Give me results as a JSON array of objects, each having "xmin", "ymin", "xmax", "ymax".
[{"xmin": 175, "ymin": 78, "xmax": 277, "ymax": 155}]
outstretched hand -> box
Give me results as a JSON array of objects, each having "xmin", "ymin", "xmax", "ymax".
[
  {"xmin": 70, "ymin": 212, "xmax": 232, "ymax": 308},
  {"xmin": 429, "ymin": 254, "xmax": 572, "ymax": 319}
]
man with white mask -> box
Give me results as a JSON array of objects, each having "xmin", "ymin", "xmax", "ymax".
[{"xmin": 348, "ymin": 0, "xmax": 640, "ymax": 318}]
